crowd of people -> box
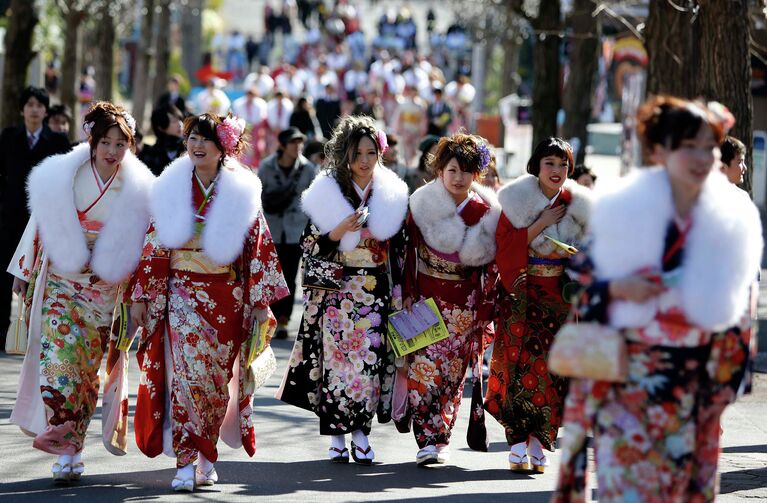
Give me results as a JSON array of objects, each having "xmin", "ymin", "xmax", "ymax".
[{"xmin": 0, "ymin": 80, "xmax": 760, "ymax": 502}]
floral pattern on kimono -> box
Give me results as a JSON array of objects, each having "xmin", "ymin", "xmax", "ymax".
[
  {"xmin": 400, "ymin": 202, "xmax": 497, "ymax": 449},
  {"xmin": 132, "ymin": 180, "xmax": 288, "ymax": 466},
  {"xmin": 278, "ymin": 222, "xmax": 406, "ymax": 435},
  {"xmin": 553, "ymin": 225, "xmax": 752, "ymax": 503}
]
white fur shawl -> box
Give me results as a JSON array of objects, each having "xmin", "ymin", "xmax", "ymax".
[
  {"xmin": 498, "ymin": 174, "xmax": 592, "ymax": 256},
  {"xmin": 301, "ymin": 166, "xmax": 409, "ymax": 251},
  {"xmin": 409, "ymin": 180, "xmax": 501, "ymax": 266},
  {"xmin": 150, "ymin": 155, "xmax": 263, "ymax": 266},
  {"xmin": 27, "ymin": 142, "xmax": 154, "ymax": 284},
  {"xmin": 591, "ymin": 168, "xmax": 762, "ymax": 331}
]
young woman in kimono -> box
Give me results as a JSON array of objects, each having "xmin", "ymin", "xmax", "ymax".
[
  {"xmin": 553, "ymin": 97, "xmax": 761, "ymax": 503},
  {"xmin": 8, "ymin": 102, "xmax": 153, "ymax": 481},
  {"xmin": 484, "ymin": 137, "xmax": 592, "ymax": 473},
  {"xmin": 400, "ymin": 134, "xmax": 500, "ymax": 465},
  {"xmin": 129, "ymin": 113, "xmax": 289, "ymax": 491},
  {"xmin": 277, "ymin": 115, "xmax": 409, "ymax": 465}
]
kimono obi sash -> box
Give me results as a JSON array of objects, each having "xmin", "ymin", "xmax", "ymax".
[
  {"xmin": 170, "ymin": 236, "xmax": 233, "ymax": 275},
  {"xmin": 338, "ymin": 229, "xmax": 388, "ymax": 269},
  {"xmin": 622, "ymin": 287, "xmax": 711, "ymax": 347},
  {"xmin": 527, "ymin": 252, "xmax": 566, "ymax": 278},
  {"xmin": 416, "ymin": 242, "xmax": 475, "ymax": 281}
]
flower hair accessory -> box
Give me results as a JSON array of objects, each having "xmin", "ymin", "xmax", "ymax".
[
  {"xmin": 477, "ymin": 141, "xmax": 491, "ymax": 172},
  {"xmin": 82, "ymin": 121, "xmax": 95, "ymax": 136},
  {"xmin": 121, "ymin": 111, "xmax": 137, "ymax": 134},
  {"xmin": 374, "ymin": 129, "xmax": 388, "ymax": 155},
  {"xmin": 707, "ymin": 101, "xmax": 736, "ymax": 133},
  {"xmin": 216, "ymin": 116, "xmax": 246, "ymax": 156}
]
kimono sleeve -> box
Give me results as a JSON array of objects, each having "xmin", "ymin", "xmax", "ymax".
[
  {"xmin": 246, "ymin": 212, "xmax": 290, "ymax": 309},
  {"xmin": 387, "ymin": 219, "xmax": 408, "ymax": 312},
  {"xmin": 402, "ymin": 214, "xmax": 420, "ymax": 302},
  {"xmin": 300, "ymin": 221, "xmax": 339, "ymax": 258},
  {"xmin": 129, "ymin": 223, "xmax": 171, "ymax": 304},
  {"xmin": 495, "ymin": 213, "xmax": 528, "ymax": 293},
  {"xmin": 7, "ymin": 215, "xmax": 39, "ymax": 282},
  {"xmin": 566, "ymin": 244, "xmax": 610, "ymax": 324}
]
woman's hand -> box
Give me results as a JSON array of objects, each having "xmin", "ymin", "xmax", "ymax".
[
  {"xmin": 329, "ymin": 212, "xmax": 363, "ymax": 241},
  {"xmin": 12, "ymin": 277, "xmax": 28, "ymax": 296},
  {"xmin": 609, "ymin": 276, "xmax": 665, "ymax": 303},
  {"xmin": 403, "ymin": 297, "xmax": 414, "ymax": 313},
  {"xmin": 130, "ymin": 302, "xmax": 148, "ymax": 328},
  {"xmin": 537, "ymin": 205, "xmax": 566, "ymax": 228}
]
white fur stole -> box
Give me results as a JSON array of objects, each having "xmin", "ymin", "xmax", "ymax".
[
  {"xmin": 498, "ymin": 174, "xmax": 592, "ymax": 257},
  {"xmin": 150, "ymin": 155, "xmax": 263, "ymax": 266},
  {"xmin": 27, "ymin": 142, "xmax": 154, "ymax": 283},
  {"xmin": 409, "ymin": 180, "xmax": 501, "ymax": 266},
  {"xmin": 301, "ymin": 166, "xmax": 409, "ymax": 252},
  {"xmin": 590, "ymin": 168, "xmax": 762, "ymax": 331}
]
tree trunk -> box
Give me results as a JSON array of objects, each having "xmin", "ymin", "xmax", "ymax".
[
  {"xmin": 60, "ymin": 7, "xmax": 85, "ymax": 141},
  {"xmin": 645, "ymin": 0, "xmax": 699, "ymax": 98},
  {"xmin": 94, "ymin": 1, "xmax": 115, "ymax": 102},
  {"xmin": 181, "ymin": 0, "xmax": 204, "ymax": 86},
  {"xmin": 132, "ymin": 0, "xmax": 156, "ymax": 133},
  {"xmin": 696, "ymin": 0, "xmax": 753, "ymax": 193},
  {"xmin": 501, "ymin": 33, "xmax": 522, "ymax": 98},
  {"xmin": 530, "ymin": 0, "xmax": 561, "ymax": 148},
  {"xmin": 0, "ymin": 0, "xmax": 38, "ymax": 128},
  {"xmin": 152, "ymin": 0, "xmax": 172, "ymax": 106},
  {"xmin": 562, "ymin": 0, "xmax": 599, "ymax": 166}
]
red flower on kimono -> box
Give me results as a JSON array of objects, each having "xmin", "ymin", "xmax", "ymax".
[{"xmin": 521, "ymin": 374, "xmax": 538, "ymax": 390}]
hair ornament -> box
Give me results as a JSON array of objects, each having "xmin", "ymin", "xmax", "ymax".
[
  {"xmin": 82, "ymin": 121, "xmax": 95, "ymax": 136},
  {"xmin": 707, "ymin": 101, "xmax": 735, "ymax": 133},
  {"xmin": 477, "ymin": 141, "xmax": 491, "ymax": 172},
  {"xmin": 216, "ymin": 115, "xmax": 246, "ymax": 156},
  {"xmin": 375, "ymin": 129, "xmax": 388, "ymax": 155}
]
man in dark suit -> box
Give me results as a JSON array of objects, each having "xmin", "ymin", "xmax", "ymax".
[
  {"xmin": 426, "ymin": 86, "xmax": 453, "ymax": 137},
  {"xmin": 139, "ymin": 104, "xmax": 185, "ymax": 176},
  {"xmin": 0, "ymin": 86, "xmax": 71, "ymax": 349},
  {"xmin": 156, "ymin": 76, "xmax": 189, "ymax": 116}
]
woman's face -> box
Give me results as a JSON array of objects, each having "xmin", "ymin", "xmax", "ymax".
[
  {"xmin": 186, "ymin": 128, "xmax": 222, "ymax": 170},
  {"xmin": 350, "ymin": 135, "xmax": 378, "ymax": 186},
  {"xmin": 538, "ymin": 155, "xmax": 569, "ymax": 196},
  {"xmin": 656, "ymin": 125, "xmax": 719, "ymax": 194},
  {"xmin": 722, "ymin": 152, "xmax": 746, "ymax": 185},
  {"xmin": 439, "ymin": 158, "xmax": 476, "ymax": 203},
  {"xmin": 94, "ymin": 126, "xmax": 129, "ymax": 172}
]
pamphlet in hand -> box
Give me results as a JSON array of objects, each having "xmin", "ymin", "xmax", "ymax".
[
  {"xmin": 389, "ymin": 299, "xmax": 440, "ymax": 340},
  {"xmin": 387, "ymin": 298, "xmax": 450, "ymax": 357}
]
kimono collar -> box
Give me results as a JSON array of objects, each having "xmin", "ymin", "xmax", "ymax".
[
  {"xmin": 409, "ymin": 180, "xmax": 501, "ymax": 266},
  {"xmin": 301, "ymin": 166, "xmax": 409, "ymax": 252},
  {"xmin": 150, "ymin": 155, "xmax": 263, "ymax": 266},
  {"xmin": 26, "ymin": 142, "xmax": 154, "ymax": 283}
]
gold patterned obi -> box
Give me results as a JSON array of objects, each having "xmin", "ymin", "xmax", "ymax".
[
  {"xmin": 170, "ymin": 236, "xmax": 232, "ymax": 275},
  {"xmin": 338, "ymin": 235, "xmax": 388, "ymax": 268},
  {"xmin": 527, "ymin": 251, "xmax": 566, "ymax": 277},
  {"xmin": 417, "ymin": 243, "xmax": 474, "ymax": 281}
]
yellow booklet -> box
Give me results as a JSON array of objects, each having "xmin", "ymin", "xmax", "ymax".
[
  {"xmin": 387, "ymin": 298, "xmax": 450, "ymax": 358},
  {"xmin": 247, "ymin": 316, "xmax": 274, "ymax": 367},
  {"xmin": 115, "ymin": 303, "xmax": 135, "ymax": 351}
]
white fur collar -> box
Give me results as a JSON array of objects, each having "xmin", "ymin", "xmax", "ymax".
[
  {"xmin": 498, "ymin": 174, "xmax": 592, "ymax": 257},
  {"xmin": 409, "ymin": 180, "xmax": 501, "ymax": 266},
  {"xmin": 150, "ymin": 155, "xmax": 263, "ymax": 265},
  {"xmin": 591, "ymin": 168, "xmax": 763, "ymax": 331},
  {"xmin": 27, "ymin": 142, "xmax": 154, "ymax": 283},
  {"xmin": 301, "ymin": 166, "xmax": 409, "ymax": 251}
]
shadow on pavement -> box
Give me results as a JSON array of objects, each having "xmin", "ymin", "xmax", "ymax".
[
  {"xmin": 722, "ymin": 444, "xmax": 767, "ymax": 454},
  {"xmin": 719, "ymin": 466, "xmax": 767, "ymax": 495}
]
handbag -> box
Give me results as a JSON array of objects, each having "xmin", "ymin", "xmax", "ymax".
[
  {"xmin": 5, "ymin": 300, "xmax": 28, "ymax": 355},
  {"xmin": 548, "ymin": 322, "xmax": 628, "ymax": 382},
  {"xmin": 301, "ymin": 255, "xmax": 344, "ymax": 291}
]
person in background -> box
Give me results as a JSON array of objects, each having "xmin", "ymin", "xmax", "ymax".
[
  {"xmin": 405, "ymin": 134, "xmax": 439, "ymax": 193},
  {"xmin": 289, "ymin": 96, "xmax": 320, "ymax": 140},
  {"xmin": 426, "ymin": 86, "xmax": 452, "ymax": 137},
  {"xmin": 720, "ymin": 135, "xmax": 747, "ymax": 186},
  {"xmin": 193, "ymin": 78, "xmax": 231, "ymax": 116},
  {"xmin": 258, "ymin": 127, "xmax": 318, "ymax": 339},
  {"xmin": 316, "ymin": 84, "xmax": 343, "ymax": 140},
  {"xmin": 0, "ymin": 86, "xmax": 70, "ymax": 350},
  {"xmin": 232, "ymin": 85, "xmax": 269, "ymax": 168},
  {"xmin": 303, "ymin": 139, "xmax": 327, "ymax": 167},
  {"xmin": 139, "ymin": 105, "xmax": 185, "ymax": 176},
  {"xmin": 46, "ymin": 104, "xmax": 73, "ymax": 136},
  {"xmin": 553, "ymin": 96, "xmax": 760, "ymax": 503},
  {"xmin": 267, "ymin": 90, "xmax": 294, "ymax": 152},
  {"xmin": 157, "ymin": 75, "xmax": 189, "ymax": 116},
  {"xmin": 570, "ymin": 165, "xmax": 597, "ymax": 189},
  {"xmin": 382, "ymin": 133, "xmax": 408, "ymax": 180}
]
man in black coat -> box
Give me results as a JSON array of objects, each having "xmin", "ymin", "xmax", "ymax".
[
  {"xmin": 0, "ymin": 86, "xmax": 71, "ymax": 349},
  {"xmin": 139, "ymin": 104, "xmax": 185, "ymax": 176}
]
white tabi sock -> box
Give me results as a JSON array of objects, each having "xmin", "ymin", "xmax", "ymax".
[
  {"xmin": 528, "ymin": 436, "xmax": 545, "ymax": 459},
  {"xmin": 510, "ymin": 441, "xmax": 527, "ymax": 458},
  {"xmin": 176, "ymin": 463, "xmax": 194, "ymax": 480},
  {"xmin": 351, "ymin": 430, "xmax": 369, "ymax": 450},
  {"xmin": 198, "ymin": 453, "xmax": 214, "ymax": 473},
  {"xmin": 330, "ymin": 434, "xmax": 347, "ymax": 451}
]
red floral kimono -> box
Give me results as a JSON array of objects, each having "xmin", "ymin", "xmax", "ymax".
[
  {"xmin": 400, "ymin": 182, "xmax": 500, "ymax": 449},
  {"xmin": 485, "ymin": 175, "xmax": 591, "ymax": 450},
  {"xmin": 131, "ymin": 156, "xmax": 288, "ymax": 467}
]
